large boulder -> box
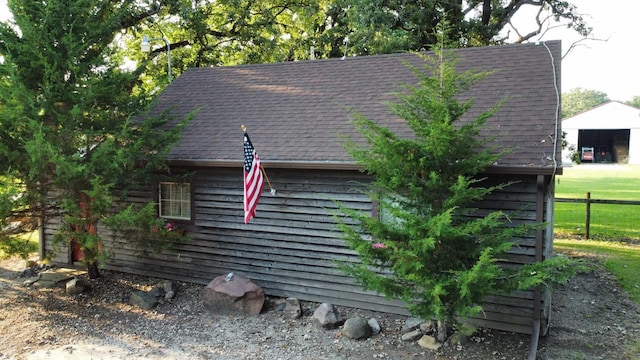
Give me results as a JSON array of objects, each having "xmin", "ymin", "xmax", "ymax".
[{"xmin": 202, "ymin": 273, "xmax": 265, "ymax": 315}]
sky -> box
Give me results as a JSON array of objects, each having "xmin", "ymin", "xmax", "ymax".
[
  {"xmin": 0, "ymin": 1, "xmax": 638, "ymax": 101},
  {"xmin": 511, "ymin": 0, "xmax": 640, "ymax": 102}
]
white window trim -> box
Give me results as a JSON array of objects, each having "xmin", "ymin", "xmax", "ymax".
[{"xmin": 159, "ymin": 182, "xmax": 191, "ymax": 220}]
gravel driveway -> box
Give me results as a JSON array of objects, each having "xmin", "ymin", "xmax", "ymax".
[{"xmin": 1, "ymin": 255, "xmax": 639, "ymax": 360}]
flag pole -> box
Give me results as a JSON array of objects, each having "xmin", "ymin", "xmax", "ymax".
[{"xmin": 242, "ymin": 125, "xmax": 276, "ymax": 195}]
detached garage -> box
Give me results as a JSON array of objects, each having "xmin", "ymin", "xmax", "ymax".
[{"xmin": 562, "ymin": 101, "xmax": 640, "ymax": 164}]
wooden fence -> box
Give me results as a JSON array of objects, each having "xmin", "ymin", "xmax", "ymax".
[{"xmin": 555, "ymin": 192, "xmax": 640, "ymax": 239}]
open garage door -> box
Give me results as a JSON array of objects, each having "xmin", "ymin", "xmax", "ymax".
[{"xmin": 578, "ymin": 129, "xmax": 630, "ymax": 163}]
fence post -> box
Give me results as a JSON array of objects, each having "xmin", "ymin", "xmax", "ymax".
[{"xmin": 585, "ymin": 192, "xmax": 591, "ymax": 239}]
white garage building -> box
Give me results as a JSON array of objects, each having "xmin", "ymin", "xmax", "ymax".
[{"xmin": 562, "ymin": 101, "xmax": 640, "ymax": 164}]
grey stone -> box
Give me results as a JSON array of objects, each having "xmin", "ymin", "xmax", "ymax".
[
  {"xmin": 65, "ymin": 278, "xmax": 88, "ymax": 295},
  {"xmin": 33, "ymin": 280, "xmax": 60, "ymax": 289},
  {"xmin": 130, "ymin": 290, "xmax": 159, "ymax": 310},
  {"xmin": 149, "ymin": 286, "xmax": 164, "ymax": 298},
  {"xmin": 402, "ymin": 317, "xmax": 423, "ymax": 332},
  {"xmin": 274, "ymin": 302, "xmax": 286, "ymax": 311},
  {"xmin": 420, "ymin": 321, "xmax": 435, "ymax": 334},
  {"xmin": 283, "ymin": 297, "xmax": 302, "ymax": 319},
  {"xmin": 202, "ymin": 274, "xmax": 265, "ymax": 315},
  {"xmin": 417, "ymin": 335, "xmax": 442, "ymax": 350},
  {"xmin": 312, "ymin": 303, "xmax": 343, "ymax": 329},
  {"xmin": 39, "ymin": 268, "xmax": 83, "ymax": 283},
  {"xmin": 449, "ymin": 332, "xmax": 468, "ymax": 347},
  {"xmin": 23, "ymin": 275, "xmax": 40, "ymax": 287},
  {"xmin": 158, "ymin": 280, "xmax": 179, "ymax": 294},
  {"xmin": 342, "ymin": 317, "xmax": 372, "ymax": 340},
  {"xmin": 165, "ymin": 291, "xmax": 175, "ymax": 300},
  {"xmin": 401, "ymin": 329, "xmax": 423, "ymax": 342},
  {"xmin": 368, "ymin": 318, "xmax": 381, "ymax": 335}
]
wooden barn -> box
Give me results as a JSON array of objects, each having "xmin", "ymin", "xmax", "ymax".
[{"xmin": 42, "ymin": 41, "xmax": 563, "ymax": 336}]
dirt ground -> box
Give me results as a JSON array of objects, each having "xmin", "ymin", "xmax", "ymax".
[{"xmin": 1, "ymin": 254, "xmax": 639, "ymax": 360}]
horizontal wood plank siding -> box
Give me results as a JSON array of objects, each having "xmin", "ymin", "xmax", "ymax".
[{"xmin": 42, "ymin": 168, "xmax": 549, "ymax": 335}]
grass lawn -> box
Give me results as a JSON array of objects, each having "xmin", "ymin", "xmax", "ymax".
[
  {"xmin": 555, "ymin": 164, "xmax": 640, "ymax": 299},
  {"xmin": 0, "ymin": 231, "xmax": 39, "ymax": 259},
  {"xmin": 555, "ymin": 164, "xmax": 640, "ymax": 240},
  {"xmin": 556, "ymin": 164, "xmax": 640, "ymax": 200}
]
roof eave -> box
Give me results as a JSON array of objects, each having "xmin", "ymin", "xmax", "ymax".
[{"xmin": 167, "ymin": 159, "xmax": 562, "ymax": 175}]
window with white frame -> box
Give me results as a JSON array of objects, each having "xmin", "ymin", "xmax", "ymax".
[{"xmin": 159, "ymin": 182, "xmax": 191, "ymax": 220}]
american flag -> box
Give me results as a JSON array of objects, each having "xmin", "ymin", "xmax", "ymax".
[{"xmin": 243, "ymin": 132, "xmax": 264, "ymax": 224}]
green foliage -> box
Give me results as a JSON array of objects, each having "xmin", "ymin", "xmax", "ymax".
[
  {"xmin": 562, "ymin": 88, "xmax": 610, "ymax": 118},
  {"xmin": 105, "ymin": 203, "xmax": 189, "ymax": 256},
  {"xmin": 116, "ymin": 0, "xmax": 589, "ymax": 79},
  {"xmin": 0, "ymin": 1, "xmax": 188, "ymax": 275},
  {"xmin": 0, "ymin": 231, "xmax": 39, "ymax": 260},
  {"xmin": 338, "ymin": 42, "xmax": 576, "ymax": 333},
  {"xmin": 627, "ymin": 96, "xmax": 640, "ymax": 109}
]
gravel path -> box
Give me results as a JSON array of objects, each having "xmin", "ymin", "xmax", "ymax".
[{"xmin": 1, "ymin": 255, "xmax": 639, "ymax": 360}]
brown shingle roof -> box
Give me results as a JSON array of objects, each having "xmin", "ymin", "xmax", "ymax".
[{"xmin": 155, "ymin": 41, "xmax": 562, "ymax": 173}]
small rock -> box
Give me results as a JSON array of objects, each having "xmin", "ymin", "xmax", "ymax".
[
  {"xmin": 149, "ymin": 286, "xmax": 164, "ymax": 298},
  {"xmin": 420, "ymin": 321, "xmax": 435, "ymax": 334},
  {"xmin": 165, "ymin": 291, "xmax": 175, "ymax": 300},
  {"xmin": 448, "ymin": 332, "xmax": 468, "ymax": 347},
  {"xmin": 274, "ymin": 301, "xmax": 286, "ymax": 311},
  {"xmin": 20, "ymin": 268, "xmax": 37, "ymax": 278},
  {"xmin": 65, "ymin": 278, "xmax": 88, "ymax": 295},
  {"xmin": 401, "ymin": 329, "xmax": 423, "ymax": 342},
  {"xmin": 368, "ymin": 318, "xmax": 381, "ymax": 335},
  {"xmin": 402, "ymin": 317, "xmax": 423, "ymax": 332},
  {"xmin": 23, "ymin": 275, "xmax": 40, "ymax": 287},
  {"xmin": 312, "ymin": 303, "xmax": 343, "ymax": 329},
  {"xmin": 283, "ymin": 297, "xmax": 302, "ymax": 319},
  {"xmin": 418, "ymin": 335, "xmax": 442, "ymax": 350},
  {"xmin": 130, "ymin": 290, "xmax": 159, "ymax": 310},
  {"xmin": 158, "ymin": 280, "xmax": 179, "ymax": 294},
  {"xmin": 342, "ymin": 317, "xmax": 372, "ymax": 340}
]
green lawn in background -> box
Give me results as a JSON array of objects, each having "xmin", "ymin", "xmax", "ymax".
[
  {"xmin": 0, "ymin": 231, "xmax": 39, "ymax": 259},
  {"xmin": 555, "ymin": 164, "xmax": 640, "ymax": 200},
  {"xmin": 555, "ymin": 164, "xmax": 640, "ymax": 240}
]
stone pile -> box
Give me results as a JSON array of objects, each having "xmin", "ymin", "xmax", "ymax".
[
  {"xmin": 21, "ymin": 264, "xmax": 87, "ymax": 292},
  {"xmin": 398, "ymin": 317, "xmax": 473, "ymax": 350},
  {"xmin": 129, "ymin": 279, "xmax": 180, "ymax": 310},
  {"xmin": 198, "ymin": 272, "xmax": 465, "ymax": 349}
]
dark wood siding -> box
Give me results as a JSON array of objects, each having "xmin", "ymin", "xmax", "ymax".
[{"xmin": 42, "ymin": 168, "xmax": 553, "ymax": 335}]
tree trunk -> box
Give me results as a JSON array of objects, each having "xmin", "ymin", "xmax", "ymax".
[
  {"xmin": 86, "ymin": 260, "xmax": 101, "ymax": 279},
  {"xmin": 436, "ymin": 320, "xmax": 447, "ymax": 343},
  {"xmin": 83, "ymin": 246, "xmax": 101, "ymax": 279}
]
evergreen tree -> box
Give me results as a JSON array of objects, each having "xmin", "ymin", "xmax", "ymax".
[
  {"xmin": 0, "ymin": 1, "xmax": 187, "ymax": 277},
  {"xmin": 338, "ymin": 41, "xmax": 574, "ymax": 341}
]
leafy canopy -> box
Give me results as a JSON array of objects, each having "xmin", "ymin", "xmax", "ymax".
[{"xmin": 562, "ymin": 87, "xmax": 609, "ymax": 118}]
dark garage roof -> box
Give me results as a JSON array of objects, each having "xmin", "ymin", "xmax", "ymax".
[{"xmin": 153, "ymin": 41, "xmax": 562, "ymax": 174}]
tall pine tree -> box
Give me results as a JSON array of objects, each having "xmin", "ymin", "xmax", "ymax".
[
  {"xmin": 339, "ymin": 37, "xmax": 574, "ymax": 341},
  {"xmin": 0, "ymin": 1, "xmax": 186, "ymax": 277}
]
